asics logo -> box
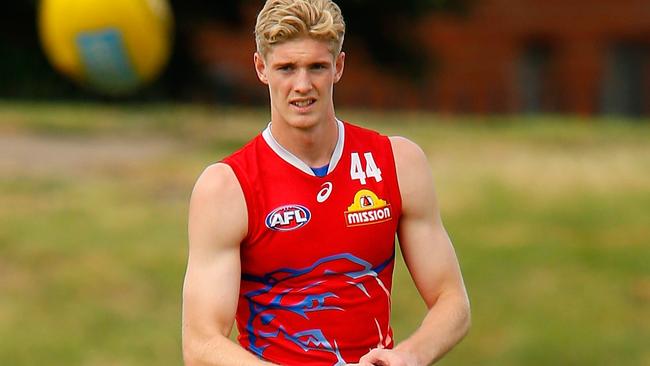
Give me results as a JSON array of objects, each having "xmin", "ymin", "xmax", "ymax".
[{"xmin": 317, "ymin": 182, "xmax": 333, "ymax": 203}]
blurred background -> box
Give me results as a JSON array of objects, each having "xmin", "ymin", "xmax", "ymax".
[
  {"xmin": 4, "ymin": 0, "xmax": 650, "ymax": 115},
  {"xmin": 1, "ymin": 0, "xmax": 649, "ymax": 365}
]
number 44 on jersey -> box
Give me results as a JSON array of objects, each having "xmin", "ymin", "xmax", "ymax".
[{"xmin": 350, "ymin": 152, "xmax": 382, "ymax": 184}]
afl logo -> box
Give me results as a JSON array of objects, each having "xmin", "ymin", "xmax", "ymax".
[{"xmin": 265, "ymin": 205, "xmax": 311, "ymax": 231}]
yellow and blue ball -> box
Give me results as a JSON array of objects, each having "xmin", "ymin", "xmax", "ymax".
[{"xmin": 38, "ymin": 0, "xmax": 174, "ymax": 95}]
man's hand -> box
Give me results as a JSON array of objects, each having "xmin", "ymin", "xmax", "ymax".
[{"xmin": 348, "ymin": 348, "xmax": 421, "ymax": 366}]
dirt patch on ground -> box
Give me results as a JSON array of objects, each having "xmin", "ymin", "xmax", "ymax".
[{"xmin": 0, "ymin": 134, "xmax": 177, "ymax": 177}]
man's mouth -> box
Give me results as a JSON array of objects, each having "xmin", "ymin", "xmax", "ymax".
[{"xmin": 290, "ymin": 99, "xmax": 316, "ymax": 108}]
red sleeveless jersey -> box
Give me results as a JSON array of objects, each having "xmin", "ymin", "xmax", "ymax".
[{"xmin": 222, "ymin": 120, "xmax": 402, "ymax": 366}]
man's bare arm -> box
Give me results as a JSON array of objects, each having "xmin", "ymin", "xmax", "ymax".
[
  {"xmin": 182, "ymin": 163, "xmax": 276, "ymax": 366},
  {"xmin": 358, "ymin": 137, "xmax": 470, "ymax": 366}
]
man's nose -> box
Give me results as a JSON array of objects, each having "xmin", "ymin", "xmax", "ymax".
[{"xmin": 293, "ymin": 69, "xmax": 313, "ymax": 94}]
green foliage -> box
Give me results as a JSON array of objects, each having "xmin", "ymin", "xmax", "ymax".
[{"xmin": 1, "ymin": 103, "xmax": 649, "ymax": 365}]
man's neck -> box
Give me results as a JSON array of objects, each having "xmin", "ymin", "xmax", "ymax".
[{"xmin": 269, "ymin": 117, "xmax": 339, "ymax": 168}]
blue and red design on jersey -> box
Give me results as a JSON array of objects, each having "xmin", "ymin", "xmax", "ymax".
[{"xmin": 242, "ymin": 252, "xmax": 394, "ymax": 365}]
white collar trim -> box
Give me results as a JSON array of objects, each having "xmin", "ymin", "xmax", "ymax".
[{"xmin": 262, "ymin": 119, "xmax": 345, "ymax": 176}]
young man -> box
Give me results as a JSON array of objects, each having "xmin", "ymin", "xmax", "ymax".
[{"xmin": 182, "ymin": 1, "xmax": 470, "ymax": 365}]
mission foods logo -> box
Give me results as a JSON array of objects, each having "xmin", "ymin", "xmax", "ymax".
[
  {"xmin": 345, "ymin": 189, "xmax": 392, "ymax": 227},
  {"xmin": 265, "ymin": 205, "xmax": 311, "ymax": 231}
]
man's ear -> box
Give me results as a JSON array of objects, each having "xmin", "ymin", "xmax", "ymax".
[
  {"xmin": 254, "ymin": 52, "xmax": 269, "ymax": 85},
  {"xmin": 334, "ymin": 51, "xmax": 345, "ymax": 83}
]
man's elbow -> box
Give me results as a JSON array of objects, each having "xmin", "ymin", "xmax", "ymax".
[
  {"xmin": 457, "ymin": 295, "xmax": 472, "ymax": 339},
  {"xmin": 182, "ymin": 335, "xmax": 210, "ymax": 366},
  {"xmin": 182, "ymin": 342, "xmax": 200, "ymax": 366}
]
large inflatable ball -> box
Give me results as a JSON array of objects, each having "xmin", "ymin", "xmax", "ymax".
[{"xmin": 38, "ymin": 0, "xmax": 174, "ymax": 95}]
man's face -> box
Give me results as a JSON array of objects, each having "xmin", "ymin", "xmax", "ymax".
[{"xmin": 254, "ymin": 37, "xmax": 345, "ymax": 129}]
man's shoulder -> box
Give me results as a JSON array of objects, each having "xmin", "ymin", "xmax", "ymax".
[
  {"xmin": 189, "ymin": 162, "xmax": 248, "ymax": 249},
  {"xmin": 388, "ymin": 136, "xmax": 434, "ymax": 213},
  {"xmin": 192, "ymin": 163, "xmax": 242, "ymax": 202},
  {"xmin": 389, "ymin": 136, "xmax": 429, "ymax": 181},
  {"xmin": 388, "ymin": 136, "xmax": 426, "ymax": 161}
]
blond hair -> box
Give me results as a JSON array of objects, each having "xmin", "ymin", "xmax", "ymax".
[{"xmin": 255, "ymin": 0, "xmax": 345, "ymax": 57}]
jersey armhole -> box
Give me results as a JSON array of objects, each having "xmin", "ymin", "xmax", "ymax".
[
  {"xmin": 221, "ymin": 160, "xmax": 257, "ymax": 245},
  {"xmin": 384, "ymin": 136, "xmax": 403, "ymax": 219}
]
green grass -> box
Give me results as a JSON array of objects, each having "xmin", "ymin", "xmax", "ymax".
[{"xmin": 1, "ymin": 102, "xmax": 649, "ymax": 365}]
